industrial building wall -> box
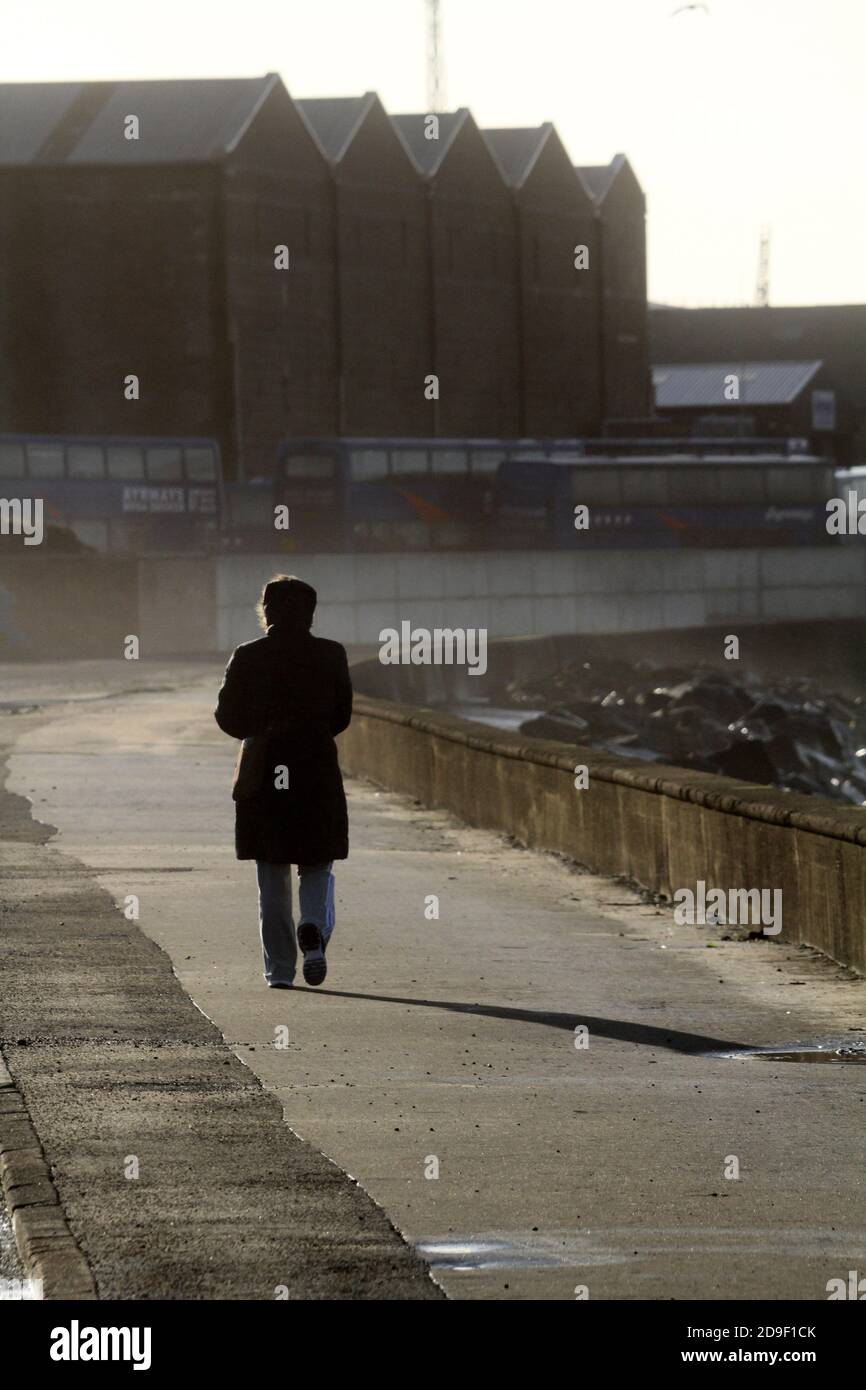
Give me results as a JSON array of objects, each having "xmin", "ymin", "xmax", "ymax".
[
  {"xmin": 429, "ymin": 123, "xmax": 520, "ymax": 437},
  {"xmin": 599, "ymin": 162, "xmax": 651, "ymax": 422},
  {"xmin": 335, "ymin": 104, "xmax": 432, "ymax": 436},
  {"xmin": 650, "ymin": 304, "xmax": 866, "ymax": 391},
  {"xmin": 516, "ymin": 139, "xmax": 602, "ymax": 437},
  {"xmin": 223, "ymin": 85, "xmax": 338, "ymax": 479},
  {"xmin": 650, "ymin": 303, "xmax": 866, "ymax": 458},
  {"xmin": 0, "ymin": 164, "xmax": 228, "ymax": 446},
  {"xmin": 0, "ymin": 87, "xmax": 653, "ymax": 461}
]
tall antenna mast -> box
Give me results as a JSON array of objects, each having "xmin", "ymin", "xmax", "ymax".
[
  {"xmin": 755, "ymin": 224, "xmax": 770, "ymax": 307},
  {"xmin": 426, "ymin": 0, "xmax": 446, "ymax": 112}
]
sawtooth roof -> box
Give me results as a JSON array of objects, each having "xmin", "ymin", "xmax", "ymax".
[
  {"xmin": 482, "ymin": 124, "xmax": 554, "ymax": 186},
  {"xmin": 390, "ymin": 110, "xmax": 468, "ymax": 174},
  {"xmin": 0, "ymin": 75, "xmax": 281, "ymax": 164},
  {"xmin": 295, "ymin": 94, "xmax": 379, "ymax": 162}
]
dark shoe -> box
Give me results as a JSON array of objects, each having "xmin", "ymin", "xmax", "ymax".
[
  {"xmin": 297, "ymin": 922, "xmax": 327, "ymax": 986},
  {"xmin": 267, "ymin": 980, "xmax": 293, "ymax": 990}
]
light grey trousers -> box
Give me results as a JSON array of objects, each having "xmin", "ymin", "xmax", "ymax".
[{"xmin": 255, "ymin": 861, "xmax": 334, "ymax": 985}]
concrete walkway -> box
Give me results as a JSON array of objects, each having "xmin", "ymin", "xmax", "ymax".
[{"xmin": 2, "ymin": 661, "xmax": 865, "ymax": 1299}]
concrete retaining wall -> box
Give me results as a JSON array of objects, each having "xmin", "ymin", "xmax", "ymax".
[
  {"xmin": 5, "ymin": 545, "xmax": 864, "ymax": 664},
  {"xmin": 137, "ymin": 556, "xmax": 216, "ymax": 658},
  {"xmin": 337, "ymin": 695, "xmax": 866, "ymax": 974},
  {"xmin": 217, "ymin": 547, "xmax": 866, "ymax": 652},
  {"xmin": 0, "ymin": 556, "xmax": 138, "ymax": 659},
  {"xmin": 0, "ymin": 555, "xmax": 215, "ymax": 660}
]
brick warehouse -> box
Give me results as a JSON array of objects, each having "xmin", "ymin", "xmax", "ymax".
[
  {"xmin": 392, "ymin": 109, "xmax": 521, "ymax": 438},
  {"xmin": 0, "ymin": 75, "xmax": 650, "ymax": 479},
  {"xmin": 0, "ymin": 76, "xmax": 339, "ymax": 480},
  {"xmin": 577, "ymin": 154, "xmax": 651, "ymax": 424},
  {"xmin": 297, "ymin": 93, "xmax": 431, "ymax": 438},
  {"xmin": 484, "ymin": 123, "xmax": 601, "ymax": 437}
]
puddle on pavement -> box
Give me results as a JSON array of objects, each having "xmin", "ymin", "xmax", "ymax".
[
  {"xmin": 703, "ymin": 1037, "xmax": 866, "ymax": 1064},
  {"xmin": 417, "ymin": 1225, "xmax": 866, "ymax": 1272},
  {"xmin": 416, "ymin": 1234, "xmax": 616, "ymax": 1271}
]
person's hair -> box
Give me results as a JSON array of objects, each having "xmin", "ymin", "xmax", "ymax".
[{"xmin": 257, "ymin": 574, "xmax": 317, "ymax": 631}]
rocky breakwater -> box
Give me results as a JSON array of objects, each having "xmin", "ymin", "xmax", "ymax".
[{"xmin": 509, "ymin": 659, "xmax": 866, "ymax": 806}]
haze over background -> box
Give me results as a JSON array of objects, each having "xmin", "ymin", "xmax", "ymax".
[{"xmin": 3, "ymin": 0, "xmax": 864, "ymax": 308}]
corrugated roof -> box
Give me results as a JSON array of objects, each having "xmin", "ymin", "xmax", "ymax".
[
  {"xmin": 0, "ymin": 76, "xmax": 281, "ymax": 165},
  {"xmin": 295, "ymin": 94, "xmax": 377, "ymax": 162},
  {"xmin": 482, "ymin": 125, "xmax": 552, "ymax": 186},
  {"xmin": 390, "ymin": 110, "xmax": 467, "ymax": 174},
  {"xmin": 652, "ymin": 361, "xmax": 823, "ymax": 408}
]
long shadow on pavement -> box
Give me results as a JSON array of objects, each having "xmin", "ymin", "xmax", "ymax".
[{"xmin": 295, "ymin": 988, "xmax": 746, "ymax": 1055}]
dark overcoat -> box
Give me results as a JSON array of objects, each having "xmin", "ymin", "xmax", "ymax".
[{"xmin": 215, "ymin": 622, "xmax": 352, "ymax": 865}]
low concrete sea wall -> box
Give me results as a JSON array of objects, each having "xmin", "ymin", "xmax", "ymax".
[
  {"xmin": 338, "ymin": 695, "xmax": 866, "ymax": 974},
  {"xmin": 217, "ymin": 545, "xmax": 866, "ymax": 651},
  {"xmin": 3, "ymin": 547, "xmax": 864, "ymax": 659}
]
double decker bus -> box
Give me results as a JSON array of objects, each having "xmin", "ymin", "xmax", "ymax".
[
  {"xmin": 270, "ymin": 436, "xmax": 556, "ymax": 551},
  {"xmin": 0, "ymin": 433, "xmax": 221, "ymax": 552}
]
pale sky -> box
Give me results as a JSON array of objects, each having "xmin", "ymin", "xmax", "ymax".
[{"xmin": 3, "ymin": 0, "xmax": 864, "ymax": 307}]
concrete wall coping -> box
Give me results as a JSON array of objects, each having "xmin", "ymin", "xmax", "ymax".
[{"xmin": 352, "ymin": 694, "xmax": 866, "ymax": 849}]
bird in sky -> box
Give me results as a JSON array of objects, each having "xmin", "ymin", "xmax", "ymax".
[{"xmin": 671, "ymin": 2, "xmax": 711, "ymax": 15}]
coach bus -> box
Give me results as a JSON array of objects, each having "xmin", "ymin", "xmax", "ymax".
[
  {"xmin": 492, "ymin": 449, "xmax": 837, "ymax": 548},
  {"xmin": 0, "ymin": 433, "xmax": 221, "ymax": 552}
]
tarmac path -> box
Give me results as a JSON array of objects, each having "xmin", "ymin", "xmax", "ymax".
[{"xmin": 1, "ymin": 660, "xmax": 865, "ymax": 1300}]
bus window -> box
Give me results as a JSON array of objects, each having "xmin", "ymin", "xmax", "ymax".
[
  {"xmin": 285, "ymin": 454, "xmax": 336, "ymax": 479},
  {"xmin": 431, "ymin": 450, "xmax": 467, "ymax": 475},
  {"xmin": 668, "ymin": 467, "xmax": 720, "ymax": 504},
  {"xmin": 27, "ymin": 443, "xmax": 64, "ymax": 478},
  {"xmin": 107, "ymin": 446, "xmax": 144, "ymax": 479},
  {"xmin": 146, "ymin": 447, "xmax": 183, "ymax": 482},
  {"xmin": 390, "ymin": 449, "xmax": 428, "ymax": 475},
  {"xmin": 350, "ymin": 450, "xmax": 388, "ymax": 481},
  {"xmin": 766, "ymin": 467, "xmax": 814, "ymax": 503},
  {"xmin": 570, "ymin": 466, "xmax": 621, "ymax": 505},
  {"xmin": 184, "ymin": 447, "xmax": 216, "ymax": 481},
  {"xmin": 0, "ymin": 443, "xmax": 24, "ymax": 477},
  {"xmin": 471, "ymin": 451, "xmax": 505, "ymax": 474},
  {"xmin": 619, "ymin": 467, "xmax": 668, "ymax": 504},
  {"xmin": 719, "ymin": 466, "xmax": 765, "ymax": 502},
  {"xmin": 68, "ymin": 445, "xmax": 105, "ymax": 479}
]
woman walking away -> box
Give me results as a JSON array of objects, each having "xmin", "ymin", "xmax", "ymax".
[{"xmin": 215, "ymin": 575, "xmax": 352, "ymax": 989}]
